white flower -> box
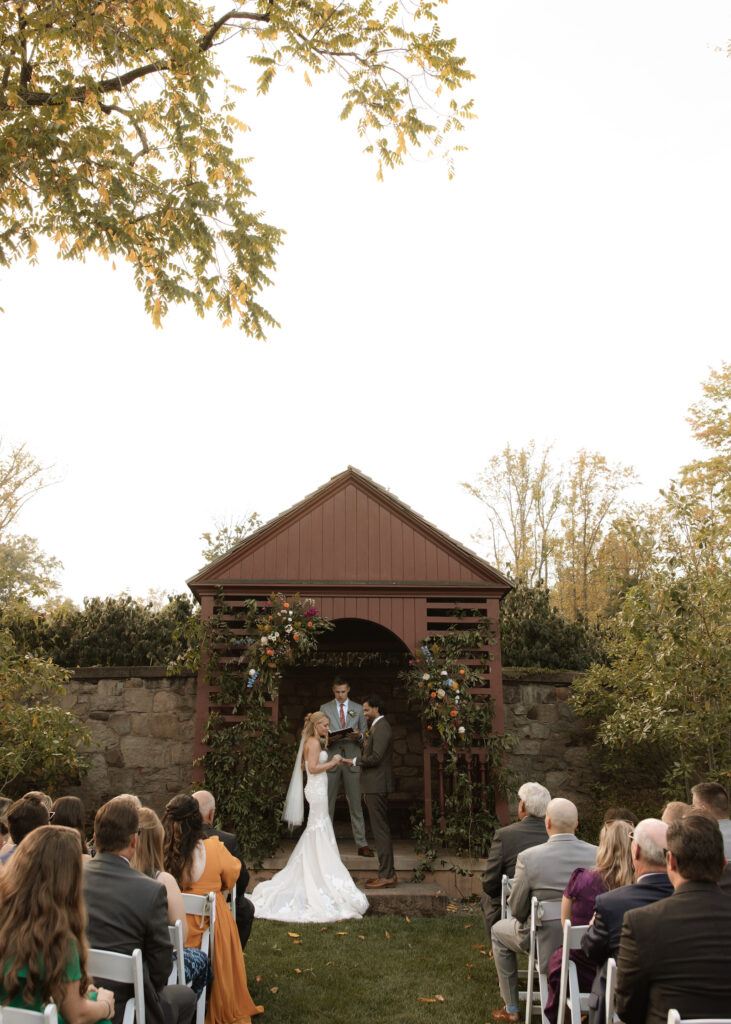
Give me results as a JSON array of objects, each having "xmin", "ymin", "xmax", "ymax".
[
  {"xmin": 260, "ymin": 637, "xmax": 268, "ymax": 646},
  {"xmin": 458, "ymin": 726, "xmax": 466, "ymax": 734},
  {"xmin": 440, "ymin": 670, "xmax": 448, "ymax": 676},
  {"xmin": 248, "ymin": 669, "xmax": 257, "ymax": 677},
  {"xmin": 285, "ymin": 625, "xmax": 293, "ymax": 634},
  {"xmin": 437, "ymin": 688, "xmax": 446, "ymax": 699},
  {"xmin": 422, "ymin": 673, "xmax": 430, "ymax": 681}
]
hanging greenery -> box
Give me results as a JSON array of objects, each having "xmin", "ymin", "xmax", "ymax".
[
  {"xmin": 401, "ymin": 617, "xmax": 512, "ymax": 857},
  {"xmin": 199, "ymin": 592, "xmax": 333, "ymax": 861}
]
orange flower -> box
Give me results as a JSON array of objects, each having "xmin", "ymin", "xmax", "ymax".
[
  {"xmin": 459, "ymin": 669, "xmax": 465, "ymax": 676},
  {"xmin": 307, "ymin": 621, "xmax": 313, "ymax": 628},
  {"xmin": 450, "ymin": 709, "xmax": 458, "ymax": 717},
  {"xmin": 430, "ymin": 691, "xmax": 436, "ymax": 698},
  {"xmin": 427, "ymin": 725, "xmax": 433, "ymax": 730},
  {"xmin": 283, "ymin": 602, "xmax": 290, "ymax": 609},
  {"xmin": 266, "ymin": 648, "xmax": 274, "ymax": 656},
  {"xmin": 293, "ymin": 632, "xmax": 299, "ymax": 641}
]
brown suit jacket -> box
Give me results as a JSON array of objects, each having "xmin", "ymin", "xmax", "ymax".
[
  {"xmin": 359, "ymin": 717, "xmax": 393, "ymax": 794},
  {"xmin": 615, "ymin": 880, "xmax": 731, "ymax": 1024}
]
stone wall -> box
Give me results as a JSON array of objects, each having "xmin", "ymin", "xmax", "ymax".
[
  {"xmin": 62, "ymin": 666, "xmax": 596, "ymax": 821},
  {"xmin": 62, "ymin": 667, "xmax": 197, "ymax": 815}
]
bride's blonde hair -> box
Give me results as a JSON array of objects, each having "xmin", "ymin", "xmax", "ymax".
[{"xmin": 301, "ymin": 711, "xmax": 329, "ymax": 767}]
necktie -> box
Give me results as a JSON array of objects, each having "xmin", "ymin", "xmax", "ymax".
[{"xmin": 339, "ymin": 704, "xmax": 346, "ymax": 728}]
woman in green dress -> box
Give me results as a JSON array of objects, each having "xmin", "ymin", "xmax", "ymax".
[{"xmin": 0, "ymin": 824, "xmax": 115, "ymax": 1024}]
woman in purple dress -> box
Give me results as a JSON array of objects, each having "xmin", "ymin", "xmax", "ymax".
[{"xmin": 544, "ymin": 818, "xmax": 634, "ymax": 1024}]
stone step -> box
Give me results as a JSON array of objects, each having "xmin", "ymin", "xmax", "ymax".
[{"xmin": 362, "ymin": 881, "xmax": 448, "ymax": 917}]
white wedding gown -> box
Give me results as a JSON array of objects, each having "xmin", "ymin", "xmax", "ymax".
[{"xmin": 250, "ymin": 750, "xmax": 369, "ymax": 922}]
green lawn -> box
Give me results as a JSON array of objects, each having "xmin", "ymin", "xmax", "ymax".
[{"xmin": 244, "ymin": 912, "xmax": 503, "ymax": 1024}]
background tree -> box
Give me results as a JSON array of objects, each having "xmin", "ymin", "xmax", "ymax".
[
  {"xmin": 571, "ymin": 363, "xmax": 731, "ymax": 799},
  {"xmin": 499, "ymin": 582, "xmax": 605, "ymax": 671},
  {"xmin": 553, "ymin": 450, "xmax": 637, "ymax": 620},
  {"xmin": 461, "ymin": 442, "xmax": 562, "ymax": 584},
  {"xmin": 200, "ymin": 512, "xmax": 263, "ymax": 565},
  {"xmin": 1, "ymin": 1, "xmax": 473, "ymax": 334}
]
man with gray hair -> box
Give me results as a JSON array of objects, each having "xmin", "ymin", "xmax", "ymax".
[
  {"xmin": 480, "ymin": 782, "xmax": 550, "ymax": 938},
  {"xmin": 193, "ymin": 790, "xmax": 254, "ymax": 950},
  {"xmin": 581, "ymin": 818, "xmax": 673, "ymax": 1024},
  {"xmin": 491, "ymin": 797, "xmax": 597, "ymax": 1023}
]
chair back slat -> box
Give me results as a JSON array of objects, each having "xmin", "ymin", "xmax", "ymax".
[
  {"xmin": 0, "ymin": 1006, "xmax": 59, "ymax": 1024},
  {"xmin": 88, "ymin": 947, "xmax": 145, "ymax": 1024},
  {"xmin": 168, "ymin": 920, "xmax": 185, "ymax": 986}
]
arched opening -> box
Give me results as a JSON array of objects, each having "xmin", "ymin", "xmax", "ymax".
[{"xmin": 276, "ymin": 618, "xmax": 418, "ymax": 837}]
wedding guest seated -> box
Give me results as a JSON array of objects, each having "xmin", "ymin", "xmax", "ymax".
[
  {"xmin": 130, "ymin": 807, "xmax": 211, "ymax": 997},
  {"xmin": 193, "ymin": 790, "xmax": 256, "ymax": 951},
  {"xmin": 23, "ymin": 790, "xmax": 53, "ymax": 812},
  {"xmin": 83, "ymin": 797, "xmax": 196, "ymax": 1024},
  {"xmin": 0, "ymin": 824, "xmax": 116, "ymax": 1024},
  {"xmin": 691, "ymin": 781, "xmax": 731, "ymax": 856},
  {"xmin": 491, "ymin": 798, "xmax": 598, "ymax": 1023},
  {"xmin": 615, "ymin": 813, "xmax": 731, "ymax": 1023},
  {"xmin": 162, "ymin": 794, "xmax": 263, "ymax": 1024},
  {"xmin": 0, "ymin": 795, "xmax": 50, "ymax": 865},
  {"xmin": 660, "ymin": 801, "xmax": 691, "ymax": 824},
  {"xmin": 543, "ymin": 819, "xmax": 634, "ymax": 1024},
  {"xmin": 581, "ymin": 818, "xmax": 673, "ymax": 1024},
  {"xmin": 53, "ymin": 796, "xmax": 91, "ymax": 862},
  {"xmin": 480, "ymin": 782, "xmax": 550, "ymax": 938}
]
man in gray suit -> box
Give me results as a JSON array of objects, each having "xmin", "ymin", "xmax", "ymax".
[
  {"xmin": 83, "ymin": 797, "xmax": 196, "ymax": 1024},
  {"xmin": 355, "ymin": 693, "xmax": 396, "ymax": 888},
  {"xmin": 491, "ymin": 798, "xmax": 598, "ymax": 1023},
  {"xmin": 481, "ymin": 781, "xmax": 551, "ymax": 937},
  {"xmin": 320, "ymin": 676, "xmax": 373, "ymax": 857}
]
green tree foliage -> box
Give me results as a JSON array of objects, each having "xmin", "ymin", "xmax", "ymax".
[
  {"xmin": 0, "ymin": 439, "xmax": 60, "ymax": 606},
  {"xmin": 571, "ymin": 363, "xmax": 731, "ymax": 798},
  {"xmin": 0, "ymin": 627, "xmax": 92, "ymax": 795},
  {"xmin": 1, "ymin": 1, "xmax": 473, "ymax": 334},
  {"xmin": 499, "ymin": 582, "xmax": 605, "ymax": 671},
  {"xmin": 2, "ymin": 592, "xmax": 196, "ymax": 666}
]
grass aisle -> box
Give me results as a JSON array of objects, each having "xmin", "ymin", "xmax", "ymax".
[{"xmin": 244, "ymin": 913, "xmax": 502, "ymax": 1023}]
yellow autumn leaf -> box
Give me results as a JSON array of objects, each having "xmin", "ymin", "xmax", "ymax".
[
  {"xmin": 294, "ymin": 968, "xmax": 302, "ymax": 974},
  {"xmin": 270, "ymin": 987, "xmax": 278, "ymax": 994},
  {"xmin": 385, "ymin": 930, "xmax": 391, "ymax": 939},
  {"xmin": 287, "ymin": 932, "xmax": 299, "ymax": 937}
]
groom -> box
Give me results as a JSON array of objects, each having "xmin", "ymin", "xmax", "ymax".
[
  {"xmin": 358, "ymin": 693, "xmax": 397, "ymax": 889},
  {"xmin": 320, "ymin": 677, "xmax": 374, "ymax": 857}
]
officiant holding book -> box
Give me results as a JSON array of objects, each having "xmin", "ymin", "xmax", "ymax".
[{"xmin": 320, "ymin": 677, "xmax": 374, "ymax": 857}]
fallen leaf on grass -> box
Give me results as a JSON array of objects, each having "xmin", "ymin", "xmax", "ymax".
[
  {"xmin": 325, "ymin": 961, "xmax": 334, "ymax": 966},
  {"xmin": 255, "ymin": 975, "xmax": 263, "ymax": 982},
  {"xmin": 359, "ymin": 935, "xmax": 365, "ymax": 940},
  {"xmin": 464, "ymin": 924, "xmax": 472, "ymax": 930},
  {"xmin": 471, "ymin": 944, "xmax": 486, "ymax": 949},
  {"xmin": 435, "ymin": 995, "xmax": 445, "ymax": 1003},
  {"xmin": 270, "ymin": 987, "xmax": 278, "ymax": 994},
  {"xmin": 336, "ymin": 931, "xmax": 348, "ymax": 935},
  {"xmin": 385, "ymin": 930, "xmax": 391, "ymax": 939},
  {"xmin": 405, "ymin": 915, "xmax": 411, "ymax": 923},
  {"xmin": 294, "ymin": 969, "xmax": 302, "ymax": 974},
  {"xmin": 293, "ymin": 940, "xmax": 302, "ymax": 945},
  {"xmin": 287, "ymin": 932, "xmax": 299, "ymax": 938},
  {"xmin": 418, "ymin": 997, "xmax": 436, "ymax": 1003},
  {"xmin": 479, "ymin": 950, "xmax": 487, "ymax": 956},
  {"xmin": 466, "ymin": 964, "xmax": 473, "ymax": 968}
]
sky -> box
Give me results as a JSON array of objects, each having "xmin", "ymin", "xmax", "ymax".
[{"xmin": 2, "ymin": 1, "xmax": 730, "ymax": 605}]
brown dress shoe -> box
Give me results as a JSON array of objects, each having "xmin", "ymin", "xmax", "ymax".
[
  {"xmin": 357, "ymin": 846, "xmax": 375, "ymax": 857},
  {"xmin": 491, "ymin": 1010, "xmax": 520, "ymax": 1023},
  {"xmin": 365, "ymin": 875, "xmax": 397, "ymax": 889}
]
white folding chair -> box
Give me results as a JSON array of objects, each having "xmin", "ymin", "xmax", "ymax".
[
  {"xmin": 182, "ymin": 892, "xmax": 215, "ymax": 1024},
  {"xmin": 223, "ymin": 882, "xmax": 237, "ymax": 918},
  {"xmin": 556, "ymin": 920, "xmax": 590, "ymax": 1024},
  {"xmin": 88, "ymin": 947, "xmax": 145, "ymax": 1024},
  {"xmin": 168, "ymin": 920, "xmax": 186, "ymax": 986},
  {"xmin": 605, "ymin": 957, "xmax": 618, "ymax": 1024},
  {"xmin": 501, "ymin": 874, "xmax": 513, "ymax": 920},
  {"xmin": 524, "ymin": 896, "xmax": 562, "ymax": 1024},
  {"xmin": 667, "ymin": 1014, "xmax": 731, "ymax": 1024},
  {"xmin": 0, "ymin": 1006, "xmax": 59, "ymax": 1024}
]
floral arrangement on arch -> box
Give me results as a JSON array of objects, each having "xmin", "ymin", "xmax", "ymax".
[
  {"xmin": 400, "ymin": 618, "xmax": 496, "ymax": 749},
  {"xmin": 236, "ymin": 592, "xmax": 334, "ymax": 697}
]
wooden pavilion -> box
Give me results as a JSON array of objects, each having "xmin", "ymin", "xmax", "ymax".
[{"xmin": 187, "ymin": 467, "xmax": 513, "ymax": 829}]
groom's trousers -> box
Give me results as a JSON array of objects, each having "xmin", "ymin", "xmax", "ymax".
[{"xmin": 364, "ymin": 791, "xmax": 394, "ymax": 878}]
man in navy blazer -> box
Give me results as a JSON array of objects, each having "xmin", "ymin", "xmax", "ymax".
[
  {"xmin": 581, "ymin": 818, "xmax": 673, "ymax": 1024},
  {"xmin": 615, "ymin": 813, "xmax": 731, "ymax": 1023}
]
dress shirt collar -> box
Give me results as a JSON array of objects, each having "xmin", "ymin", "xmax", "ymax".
[{"xmin": 636, "ymin": 871, "xmax": 668, "ymax": 883}]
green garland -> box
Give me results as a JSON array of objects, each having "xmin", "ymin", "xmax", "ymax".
[{"xmin": 400, "ymin": 617, "xmax": 512, "ymax": 856}]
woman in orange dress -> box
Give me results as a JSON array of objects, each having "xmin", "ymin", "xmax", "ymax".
[{"xmin": 162, "ymin": 795, "xmax": 263, "ymax": 1024}]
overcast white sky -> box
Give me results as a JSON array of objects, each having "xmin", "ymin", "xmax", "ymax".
[{"xmin": 3, "ymin": 1, "xmax": 730, "ymax": 604}]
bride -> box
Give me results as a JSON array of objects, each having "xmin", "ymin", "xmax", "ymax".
[{"xmin": 250, "ymin": 711, "xmax": 369, "ymax": 922}]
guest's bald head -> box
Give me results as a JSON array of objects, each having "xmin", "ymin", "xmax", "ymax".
[
  {"xmin": 193, "ymin": 790, "xmax": 215, "ymax": 823},
  {"xmin": 545, "ymin": 798, "xmax": 579, "ymax": 835}
]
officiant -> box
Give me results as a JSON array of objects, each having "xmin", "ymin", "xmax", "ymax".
[{"xmin": 320, "ymin": 677, "xmax": 374, "ymax": 857}]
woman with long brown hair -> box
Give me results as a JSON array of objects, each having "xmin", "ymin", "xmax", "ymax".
[
  {"xmin": 0, "ymin": 825, "xmax": 115, "ymax": 1024},
  {"xmin": 130, "ymin": 807, "xmax": 210, "ymax": 996},
  {"xmin": 52, "ymin": 796, "xmax": 91, "ymax": 861},
  {"xmin": 249, "ymin": 711, "xmax": 369, "ymax": 922},
  {"xmin": 162, "ymin": 795, "xmax": 263, "ymax": 1024}
]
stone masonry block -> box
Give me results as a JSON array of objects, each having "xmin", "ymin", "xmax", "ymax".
[{"xmin": 152, "ymin": 690, "xmax": 181, "ymax": 713}]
